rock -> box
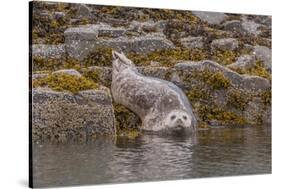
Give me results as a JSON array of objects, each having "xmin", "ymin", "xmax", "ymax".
[
  {"xmin": 192, "ymin": 11, "xmax": 227, "ymax": 25},
  {"xmin": 98, "ymin": 25, "xmax": 127, "ymax": 38},
  {"xmin": 170, "ymin": 72, "xmax": 182, "ymax": 86},
  {"xmin": 32, "ymin": 73, "xmax": 48, "ymax": 80},
  {"xmin": 242, "ymin": 17, "xmax": 261, "ymax": 35},
  {"xmin": 65, "ymin": 29, "xmax": 175, "ymax": 60},
  {"xmin": 180, "ymin": 36, "xmax": 204, "ymax": 49},
  {"xmin": 65, "ymin": 23, "xmax": 126, "ymax": 40},
  {"xmin": 103, "ymin": 18, "xmax": 130, "ymax": 26},
  {"xmin": 128, "ymin": 20, "xmax": 167, "ymax": 33},
  {"xmin": 52, "ymin": 69, "xmax": 82, "ymax": 77},
  {"xmin": 149, "ymin": 61, "xmax": 161, "ymax": 67},
  {"xmin": 211, "ymin": 38, "xmax": 239, "ymax": 51},
  {"xmin": 137, "ymin": 66, "xmax": 171, "ymax": 80},
  {"xmin": 253, "ymin": 45, "xmax": 272, "ymax": 71},
  {"xmin": 173, "ymin": 60, "xmax": 271, "ymax": 126},
  {"xmin": 76, "ymin": 4, "xmax": 92, "ymax": 17},
  {"xmin": 32, "ymin": 44, "xmax": 65, "ymax": 59},
  {"xmin": 53, "ymin": 12, "xmax": 65, "ymax": 20},
  {"xmin": 252, "ymin": 16, "xmax": 272, "ymax": 27},
  {"xmin": 223, "ymin": 20, "xmax": 245, "ymax": 33},
  {"xmin": 84, "ymin": 66, "xmax": 113, "ymax": 87},
  {"xmin": 64, "ymin": 24, "xmax": 99, "ymax": 40},
  {"xmin": 227, "ymin": 55, "xmax": 256, "ymax": 70},
  {"xmin": 32, "ymin": 87, "xmax": 116, "ymax": 142},
  {"xmin": 174, "ymin": 60, "xmax": 270, "ymax": 91},
  {"xmin": 208, "ymin": 120, "xmax": 223, "ymax": 127},
  {"xmin": 37, "ymin": 10, "xmax": 51, "ymax": 21}
]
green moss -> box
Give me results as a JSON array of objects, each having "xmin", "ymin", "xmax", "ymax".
[
  {"xmin": 32, "ymin": 57, "xmax": 63, "ymax": 71},
  {"xmin": 198, "ymin": 121, "xmax": 209, "ymax": 129},
  {"xmin": 198, "ymin": 105, "xmax": 248, "ymax": 126},
  {"xmin": 230, "ymin": 60, "xmax": 271, "ymax": 80},
  {"xmin": 83, "ymin": 47, "xmax": 113, "ymax": 67},
  {"xmin": 212, "ymin": 50, "xmax": 237, "ymax": 65},
  {"xmin": 207, "ymin": 72, "xmax": 230, "ymax": 89},
  {"xmin": 50, "ymin": 20, "xmax": 59, "ymax": 29},
  {"xmin": 128, "ymin": 48, "xmax": 207, "ymax": 67},
  {"xmin": 186, "ymin": 87, "xmax": 210, "ymax": 102},
  {"xmin": 227, "ymin": 90, "xmax": 250, "ymax": 111},
  {"xmin": 239, "ymin": 36, "xmax": 271, "ymax": 49},
  {"xmin": 32, "ymin": 57, "xmax": 81, "ymax": 71},
  {"xmin": 32, "ymin": 73, "xmax": 99, "ymax": 93},
  {"xmin": 113, "ymin": 103, "xmax": 142, "ymax": 135},
  {"xmin": 260, "ymin": 88, "xmax": 271, "ymax": 106},
  {"xmin": 83, "ymin": 70, "xmax": 101, "ymax": 83},
  {"xmin": 182, "ymin": 69, "xmax": 230, "ymax": 90}
]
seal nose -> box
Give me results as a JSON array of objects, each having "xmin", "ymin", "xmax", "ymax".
[{"xmin": 176, "ymin": 118, "xmax": 183, "ymax": 125}]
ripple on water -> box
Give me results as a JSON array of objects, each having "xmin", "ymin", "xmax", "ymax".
[{"xmin": 32, "ymin": 127, "xmax": 271, "ymax": 187}]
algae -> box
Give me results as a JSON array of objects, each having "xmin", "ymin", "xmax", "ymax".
[{"xmin": 32, "ymin": 73, "xmax": 99, "ymax": 93}]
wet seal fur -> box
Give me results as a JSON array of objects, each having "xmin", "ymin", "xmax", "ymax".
[{"xmin": 111, "ymin": 51, "xmax": 197, "ymax": 135}]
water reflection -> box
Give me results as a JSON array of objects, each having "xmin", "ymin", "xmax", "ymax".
[{"xmin": 32, "ymin": 127, "xmax": 271, "ymax": 188}]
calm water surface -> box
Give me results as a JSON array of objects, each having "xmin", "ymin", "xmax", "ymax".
[{"xmin": 32, "ymin": 127, "xmax": 271, "ymax": 187}]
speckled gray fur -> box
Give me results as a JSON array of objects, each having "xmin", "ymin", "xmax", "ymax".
[{"xmin": 111, "ymin": 51, "xmax": 197, "ymax": 134}]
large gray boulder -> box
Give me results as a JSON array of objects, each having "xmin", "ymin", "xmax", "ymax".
[
  {"xmin": 32, "ymin": 87, "xmax": 116, "ymax": 142},
  {"xmin": 173, "ymin": 60, "xmax": 271, "ymax": 127},
  {"xmin": 192, "ymin": 11, "xmax": 227, "ymax": 25},
  {"xmin": 174, "ymin": 60, "xmax": 270, "ymax": 91}
]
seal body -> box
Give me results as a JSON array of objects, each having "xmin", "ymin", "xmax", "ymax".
[{"xmin": 111, "ymin": 51, "xmax": 197, "ymax": 134}]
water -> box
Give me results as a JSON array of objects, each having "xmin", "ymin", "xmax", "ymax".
[{"xmin": 32, "ymin": 127, "xmax": 271, "ymax": 188}]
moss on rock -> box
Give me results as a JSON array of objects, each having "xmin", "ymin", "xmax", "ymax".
[
  {"xmin": 83, "ymin": 47, "xmax": 113, "ymax": 67},
  {"xmin": 260, "ymin": 88, "xmax": 271, "ymax": 106},
  {"xmin": 186, "ymin": 86, "xmax": 210, "ymax": 102},
  {"xmin": 211, "ymin": 49, "xmax": 237, "ymax": 65},
  {"xmin": 207, "ymin": 72, "xmax": 230, "ymax": 89},
  {"xmin": 33, "ymin": 56, "xmax": 81, "ymax": 71},
  {"xmin": 226, "ymin": 89, "xmax": 250, "ymax": 111},
  {"xmin": 128, "ymin": 48, "xmax": 207, "ymax": 67},
  {"xmin": 32, "ymin": 73, "xmax": 99, "ymax": 93},
  {"xmin": 198, "ymin": 105, "xmax": 248, "ymax": 126},
  {"xmin": 113, "ymin": 103, "xmax": 142, "ymax": 136},
  {"xmin": 230, "ymin": 59, "xmax": 271, "ymax": 80}
]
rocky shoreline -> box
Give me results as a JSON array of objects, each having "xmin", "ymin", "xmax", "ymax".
[{"xmin": 31, "ymin": 1, "xmax": 271, "ymax": 142}]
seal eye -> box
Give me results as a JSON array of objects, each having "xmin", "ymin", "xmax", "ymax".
[
  {"xmin": 183, "ymin": 116, "xmax": 187, "ymax": 120},
  {"xmin": 171, "ymin": 115, "xmax": 176, "ymax": 120}
]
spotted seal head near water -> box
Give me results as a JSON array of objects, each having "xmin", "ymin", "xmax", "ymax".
[{"xmin": 111, "ymin": 51, "xmax": 197, "ymax": 135}]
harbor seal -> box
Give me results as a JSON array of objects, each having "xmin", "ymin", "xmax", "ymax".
[{"xmin": 111, "ymin": 51, "xmax": 197, "ymax": 135}]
